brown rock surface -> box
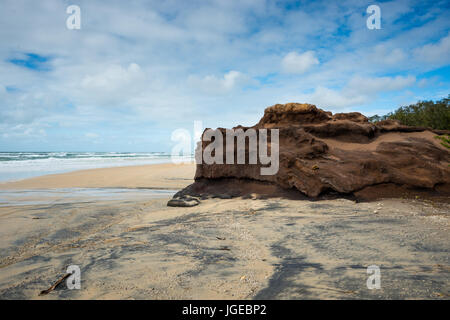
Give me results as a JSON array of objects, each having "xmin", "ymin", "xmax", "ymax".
[{"xmin": 174, "ymin": 103, "xmax": 450, "ymax": 202}]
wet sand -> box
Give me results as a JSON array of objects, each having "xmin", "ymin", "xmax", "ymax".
[{"xmin": 0, "ymin": 164, "xmax": 449, "ymax": 299}]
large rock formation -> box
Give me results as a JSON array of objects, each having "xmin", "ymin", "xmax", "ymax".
[{"xmin": 172, "ymin": 103, "xmax": 450, "ymax": 203}]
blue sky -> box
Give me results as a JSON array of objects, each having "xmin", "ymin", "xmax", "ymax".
[{"xmin": 0, "ymin": 0, "xmax": 449, "ymax": 152}]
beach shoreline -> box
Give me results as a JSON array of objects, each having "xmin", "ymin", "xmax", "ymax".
[{"xmin": 0, "ymin": 163, "xmax": 196, "ymax": 190}]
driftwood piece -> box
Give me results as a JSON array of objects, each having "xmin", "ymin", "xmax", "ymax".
[{"xmin": 39, "ymin": 273, "xmax": 71, "ymax": 296}]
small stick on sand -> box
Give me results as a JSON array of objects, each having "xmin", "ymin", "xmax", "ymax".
[{"xmin": 39, "ymin": 273, "xmax": 71, "ymax": 296}]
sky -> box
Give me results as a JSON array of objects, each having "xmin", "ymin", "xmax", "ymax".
[{"xmin": 0, "ymin": 0, "xmax": 449, "ymax": 152}]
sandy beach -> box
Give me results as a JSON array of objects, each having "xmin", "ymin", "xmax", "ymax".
[
  {"xmin": 0, "ymin": 163, "xmax": 196, "ymax": 190},
  {"xmin": 0, "ymin": 163, "xmax": 449, "ymax": 300}
]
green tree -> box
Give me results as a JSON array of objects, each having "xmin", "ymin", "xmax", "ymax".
[{"xmin": 369, "ymin": 95, "xmax": 450, "ymax": 130}]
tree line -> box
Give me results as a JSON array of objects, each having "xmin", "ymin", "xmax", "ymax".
[{"xmin": 368, "ymin": 95, "xmax": 450, "ymax": 130}]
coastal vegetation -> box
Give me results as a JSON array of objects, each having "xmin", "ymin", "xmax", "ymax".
[{"xmin": 368, "ymin": 95, "xmax": 450, "ymax": 130}]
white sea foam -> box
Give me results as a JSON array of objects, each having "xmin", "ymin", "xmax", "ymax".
[{"xmin": 0, "ymin": 152, "xmax": 193, "ymax": 182}]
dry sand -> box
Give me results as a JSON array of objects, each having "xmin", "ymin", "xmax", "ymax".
[
  {"xmin": 0, "ymin": 163, "xmax": 196, "ymax": 190},
  {"xmin": 0, "ymin": 163, "xmax": 449, "ymax": 299}
]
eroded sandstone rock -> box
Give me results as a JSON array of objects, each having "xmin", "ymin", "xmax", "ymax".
[{"xmin": 172, "ymin": 103, "xmax": 450, "ymax": 202}]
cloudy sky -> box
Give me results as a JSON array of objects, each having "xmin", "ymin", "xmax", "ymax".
[{"xmin": 0, "ymin": 0, "xmax": 449, "ymax": 152}]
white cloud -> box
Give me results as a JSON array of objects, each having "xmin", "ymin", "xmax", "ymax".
[
  {"xmin": 81, "ymin": 63, "xmax": 143, "ymax": 91},
  {"xmin": 369, "ymin": 45, "xmax": 407, "ymax": 65},
  {"xmin": 85, "ymin": 132, "xmax": 99, "ymax": 139},
  {"xmin": 188, "ymin": 70, "xmax": 250, "ymax": 94},
  {"xmin": 414, "ymin": 33, "xmax": 450, "ymax": 65},
  {"xmin": 72, "ymin": 63, "xmax": 148, "ymax": 107},
  {"xmin": 281, "ymin": 51, "xmax": 319, "ymax": 74},
  {"xmin": 2, "ymin": 124, "xmax": 46, "ymax": 139},
  {"xmin": 307, "ymin": 86, "xmax": 367, "ymax": 108},
  {"xmin": 346, "ymin": 75, "xmax": 416, "ymax": 95},
  {"xmin": 303, "ymin": 75, "xmax": 416, "ymax": 108}
]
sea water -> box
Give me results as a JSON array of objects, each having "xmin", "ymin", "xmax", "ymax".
[{"xmin": 0, "ymin": 152, "xmax": 192, "ymax": 182}]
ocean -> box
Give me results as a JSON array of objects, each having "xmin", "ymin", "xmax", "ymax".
[{"xmin": 0, "ymin": 152, "xmax": 191, "ymax": 182}]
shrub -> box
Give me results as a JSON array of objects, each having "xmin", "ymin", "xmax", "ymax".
[
  {"xmin": 369, "ymin": 95, "xmax": 450, "ymax": 130},
  {"xmin": 435, "ymin": 134, "xmax": 450, "ymax": 149}
]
